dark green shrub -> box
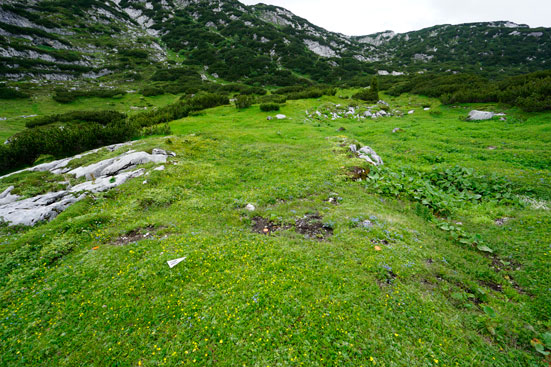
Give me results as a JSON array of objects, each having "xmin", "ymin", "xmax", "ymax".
[
  {"xmin": 259, "ymin": 103, "xmax": 280, "ymax": 112},
  {"xmin": 353, "ymin": 78, "xmax": 379, "ymax": 102},
  {"xmin": 259, "ymin": 94, "xmax": 287, "ymax": 104},
  {"xmin": 53, "ymin": 88, "xmax": 127, "ymax": 104},
  {"xmin": 0, "ymin": 86, "xmax": 29, "ymax": 99},
  {"xmin": 0, "ymin": 120, "xmax": 138, "ymax": 175},
  {"xmin": 141, "ymin": 124, "xmax": 172, "ymax": 137},
  {"xmin": 26, "ymin": 110, "xmax": 126, "ymax": 128},
  {"xmin": 235, "ymin": 95, "xmax": 254, "ymax": 109}
]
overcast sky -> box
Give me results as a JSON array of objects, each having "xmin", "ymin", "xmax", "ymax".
[{"xmin": 240, "ymin": 0, "xmax": 551, "ymax": 35}]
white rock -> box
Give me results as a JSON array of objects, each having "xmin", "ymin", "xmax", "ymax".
[
  {"xmin": 350, "ymin": 145, "xmax": 384, "ymax": 166},
  {"xmin": 0, "ymin": 186, "xmax": 19, "ymax": 205},
  {"xmin": 275, "ymin": 114, "xmax": 286, "ymax": 120},
  {"xmin": 100, "ymin": 152, "xmax": 166, "ymax": 177},
  {"xmin": 408, "ymin": 110, "xmax": 415, "ymax": 115},
  {"xmin": 0, "ymin": 191, "xmax": 86, "ymax": 227},
  {"xmin": 468, "ymin": 110, "xmax": 495, "ymax": 121},
  {"xmin": 70, "ymin": 169, "xmax": 144, "ymax": 194},
  {"xmin": 154, "ymin": 165, "xmax": 165, "ymax": 171},
  {"xmin": 245, "ymin": 204, "xmax": 255, "ymax": 211},
  {"xmin": 424, "ymin": 107, "xmax": 431, "ymax": 111}
]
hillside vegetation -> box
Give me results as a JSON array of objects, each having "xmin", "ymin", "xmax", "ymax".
[{"xmin": 0, "ymin": 90, "xmax": 550, "ymax": 366}]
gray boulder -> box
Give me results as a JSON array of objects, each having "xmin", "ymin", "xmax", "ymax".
[
  {"xmin": 468, "ymin": 110, "xmax": 495, "ymax": 121},
  {"xmin": 349, "ymin": 144, "xmax": 384, "ymax": 166}
]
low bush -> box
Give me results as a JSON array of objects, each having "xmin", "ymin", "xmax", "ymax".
[
  {"xmin": 53, "ymin": 88, "xmax": 127, "ymax": 104},
  {"xmin": 141, "ymin": 124, "xmax": 172, "ymax": 137},
  {"xmin": 286, "ymin": 87, "xmax": 337, "ymax": 100},
  {"xmin": 259, "ymin": 103, "xmax": 280, "ymax": 112},
  {"xmin": 26, "ymin": 110, "xmax": 126, "ymax": 128},
  {"xmin": 0, "ymin": 120, "xmax": 138, "ymax": 174},
  {"xmin": 259, "ymin": 94, "xmax": 287, "ymax": 104},
  {"xmin": 235, "ymin": 95, "xmax": 254, "ymax": 109},
  {"xmin": 0, "ymin": 86, "xmax": 29, "ymax": 99}
]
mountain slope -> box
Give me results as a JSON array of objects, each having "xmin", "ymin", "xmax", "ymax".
[{"xmin": 1, "ymin": 0, "xmax": 550, "ymax": 84}]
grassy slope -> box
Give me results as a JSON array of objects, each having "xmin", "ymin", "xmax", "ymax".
[
  {"xmin": 0, "ymin": 94, "xmax": 550, "ymax": 366},
  {"xmin": 0, "ymin": 93, "xmax": 181, "ymax": 142}
]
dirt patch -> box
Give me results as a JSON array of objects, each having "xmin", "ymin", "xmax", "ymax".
[
  {"xmin": 479, "ymin": 279, "xmax": 503, "ymax": 292},
  {"xmin": 295, "ymin": 214, "xmax": 333, "ymax": 240},
  {"xmin": 491, "ymin": 256, "xmax": 522, "ymax": 272},
  {"xmin": 371, "ymin": 239, "xmax": 390, "ymax": 246},
  {"xmin": 346, "ymin": 166, "xmax": 370, "ymax": 181},
  {"xmin": 252, "ymin": 217, "xmax": 291, "ymax": 235},
  {"xmin": 113, "ymin": 226, "xmax": 164, "ymax": 246}
]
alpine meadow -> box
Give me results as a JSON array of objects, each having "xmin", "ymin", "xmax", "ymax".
[{"xmin": 0, "ymin": 0, "xmax": 550, "ymax": 366}]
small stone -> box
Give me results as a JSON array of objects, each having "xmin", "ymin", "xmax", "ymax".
[
  {"xmin": 267, "ymin": 116, "xmax": 273, "ymax": 121},
  {"xmin": 275, "ymin": 114, "xmax": 286, "ymax": 120},
  {"xmin": 362, "ymin": 220, "xmax": 374, "ymax": 228},
  {"xmin": 408, "ymin": 110, "xmax": 415, "ymax": 115},
  {"xmin": 154, "ymin": 165, "xmax": 165, "ymax": 171},
  {"xmin": 245, "ymin": 204, "xmax": 255, "ymax": 211}
]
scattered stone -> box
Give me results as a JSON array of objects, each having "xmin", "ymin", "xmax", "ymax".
[
  {"xmin": 424, "ymin": 107, "xmax": 431, "ymax": 111},
  {"xmin": 392, "ymin": 128, "xmax": 404, "ymax": 133},
  {"xmin": 275, "ymin": 114, "xmax": 286, "ymax": 120},
  {"xmin": 350, "ymin": 144, "xmax": 383, "ymax": 166},
  {"xmin": 266, "ymin": 116, "xmax": 273, "ymax": 121},
  {"xmin": 495, "ymin": 217, "xmax": 511, "ymax": 226},
  {"xmin": 153, "ymin": 165, "xmax": 165, "ymax": 171},
  {"xmin": 487, "ymin": 146, "xmax": 497, "ymax": 150},
  {"xmin": 152, "ymin": 148, "xmax": 176, "ymax": 156},
  {"xmin": 361, "ymin": 220, "xmax": 374, "ymax": 228},
  {"xmin": 408, "ymin": 110, "xmax": 415, "ymax": 115},
  {"xmin": 468, "ymin": 110, "xmax": 495, "ymax": 121},
  {"xmin": 245, "ymin": 203, "xmax": 255, "ymax": 211}
]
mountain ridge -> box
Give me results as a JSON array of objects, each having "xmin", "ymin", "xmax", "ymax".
[{"xmin": 1, "ymin": 0, "xmax": 550, "ymax": 83}]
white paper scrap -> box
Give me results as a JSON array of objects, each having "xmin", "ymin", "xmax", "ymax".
[{"xmin": 167, "ymin": 257, "xmax": 187, "ymax": 269}]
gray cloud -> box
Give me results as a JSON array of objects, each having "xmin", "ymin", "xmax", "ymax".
[{"xmin": 240, "ymin": 0, "xmax": 551, "ymax": 35}]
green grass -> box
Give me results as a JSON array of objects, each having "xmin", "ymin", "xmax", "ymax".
[
  {"xmin": 0, "ymin": 93, "xmax": 550, "ymax": 366},
  {"xmin": 0, "ymin": 93, "xmax": 181, "ymax": 142}
]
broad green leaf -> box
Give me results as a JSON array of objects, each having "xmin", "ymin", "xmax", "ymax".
[
  {"xmin": 477, "ymin": 245, "xmax": 494, "ymax": 253},
  {"xmin": 483, "ymin": 305, "xmax": 497, "ymax": 318}
]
